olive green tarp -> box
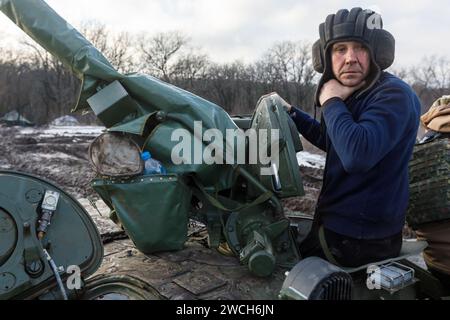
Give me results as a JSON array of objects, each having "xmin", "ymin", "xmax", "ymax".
[{"xmin": 0, "ymin": 0, "xmax": 243, "ymax": 190}]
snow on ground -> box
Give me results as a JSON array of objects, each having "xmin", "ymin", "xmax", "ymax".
[
  {"xmin": 19, "ymin": 125, "xmax": 105, "ymax": 137},
  {"xmin": 297, "ymin": 151, "xmax": 326, "ymax": 169},
  {"xmin": 28, "ymin": 152, "xmax": 79, "ymax": 160}
]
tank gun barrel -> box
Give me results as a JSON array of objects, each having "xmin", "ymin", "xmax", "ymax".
[{"xmin": 0, "ymin": 0, "xmax": 241, "ymax": 190}]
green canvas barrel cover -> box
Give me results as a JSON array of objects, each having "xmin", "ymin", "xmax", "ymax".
[
  {"xmin": 407, "ymin": 137, "xmax": 450, "ymax": 228},
  {"xmin": 0, "ymin": 0, "xmax": 243, "ymax": 191}
]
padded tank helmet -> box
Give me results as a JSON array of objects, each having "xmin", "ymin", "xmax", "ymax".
[{"xmin": 312, "ymin": 8, "xmax": 395, "ymax": 105}]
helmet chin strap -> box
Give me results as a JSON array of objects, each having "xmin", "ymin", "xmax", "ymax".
[{"xmin": 355, "ymin": 60, "xmax": 381, "ymax": 99}]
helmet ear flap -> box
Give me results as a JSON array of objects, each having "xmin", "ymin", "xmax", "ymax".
[
  {"xmin": 372, "ymin": 29, "xmax": 395, "ymax": 70},
  {"xmin": 312, "ymin": 39, "xmax": 325, "ymax": 73}
]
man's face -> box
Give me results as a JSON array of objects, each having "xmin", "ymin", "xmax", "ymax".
[{"xmin": 331, "ymin": 41, "xmax": 371, "ymax": 87}]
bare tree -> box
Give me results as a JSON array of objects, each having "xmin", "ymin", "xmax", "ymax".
[
  {"xmin": 409, "ymin": 55, "xmax": 450, "ymax": 111},
  {"xmin": 253, "ymin": 41, "xmax": 316, "ymax": 111},
  {"xmin": 137, "ymin": 31, "xmax": 187, "ymax": 82},
  {"xmin": 292, "ymin": 42, "xmax": 317, "ymax": 108},
  {"xmin": 206, "ymin": 61, "xmax": 258, "ymax": 113},
  {"xmin": 172, "ymin": 52, "xmax": 209, "ymax": 81},
  {"xmin": 79, "ymin": 21, "xmax": 109, "ymax": 53},
  {"xmin": 79, "ymin": 21, "xmax": 135, "ymax": 73},
  {"xmin": 107, "ymin": 31, "xmax": 135, "ymax": 73},
  {"xmin": 389, "ymin": 66, "xmax": 410, "ymax": 81},
  {"xmin": 266, "ymin": 41, "xmax": 296, "ymax": 101}
]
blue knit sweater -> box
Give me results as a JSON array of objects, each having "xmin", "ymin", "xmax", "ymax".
[{"xmin": 291, "ymin": 72, "xmax": 421, "ymax": 239}]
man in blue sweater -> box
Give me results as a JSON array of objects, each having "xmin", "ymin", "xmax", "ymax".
[{"xmin": 286, "ymin": 8, "xmax": 421, "ymax": 267}]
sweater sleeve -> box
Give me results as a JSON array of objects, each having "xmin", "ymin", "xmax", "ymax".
[
  {"xmin": 290, "ymin": 106, "xmax": 327, "ymax": 152},
  {"xmin": 322, "ymin": 84, "xmax": 418, "ymax": 174}
]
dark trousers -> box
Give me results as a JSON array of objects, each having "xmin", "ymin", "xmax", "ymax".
[{"xmin": 298, "ymin": 224, "xmax": 403, "ymax": 268}]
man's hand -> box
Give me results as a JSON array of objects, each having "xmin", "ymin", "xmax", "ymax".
[
  {"xmin": 277, "ymin": 94, "xmax": 293, "ymax": 113},
  {"xmin": 263, "ymin": 92, "xmax": 292, "ymax": 112},
  {"xmin": 319, "ymin": 79, "xmax": 366, "ymax": 106}
]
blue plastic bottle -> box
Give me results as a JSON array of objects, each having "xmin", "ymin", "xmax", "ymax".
[{"xmin": 141, "ymin": 151, "xmax": 167, "ymax": 175}]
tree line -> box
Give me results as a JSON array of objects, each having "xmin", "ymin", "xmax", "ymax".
[{"xmin": 0, "ymin": 22, "xmax": 448, "ymax": 125}]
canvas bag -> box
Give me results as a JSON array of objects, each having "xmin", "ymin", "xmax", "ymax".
[
  {"xmin": 92, "ymin": 174, "xmax": 192, "ymax": 253},
  {"xmin": 89, "ymin": 132, "xmax": 192, "ymax": 253}
]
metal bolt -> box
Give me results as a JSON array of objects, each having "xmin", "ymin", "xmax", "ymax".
[
  {"xmin": 26, "ymin": 260, "xmax": 44, "ymax": 277},
  {"xmin": 29, "ymin": 262, "xmax": 40, "ymax": 272}
]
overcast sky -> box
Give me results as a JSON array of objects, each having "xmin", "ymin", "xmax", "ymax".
[{"xmin": 0, "ymin": 0, "xmax": 449, "ymax": 68}]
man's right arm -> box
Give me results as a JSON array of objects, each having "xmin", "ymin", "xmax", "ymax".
[{"xmin": 289, "ymin": 106, "xmax": 327, "ymax": 151}]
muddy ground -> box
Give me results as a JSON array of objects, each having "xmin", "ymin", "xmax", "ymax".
[{"xmin": 0, "ymin": 124, "xmax": 102, "ymax": 199}]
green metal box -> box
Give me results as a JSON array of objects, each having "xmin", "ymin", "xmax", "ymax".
[{"xmin": 87, "ymin": 81, "xmax": 140, "ymax": 128}]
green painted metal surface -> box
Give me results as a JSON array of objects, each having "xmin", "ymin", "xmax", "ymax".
[{"xmin": 0, "ymin": 171, "xmax": 103, "ymax": 300}]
